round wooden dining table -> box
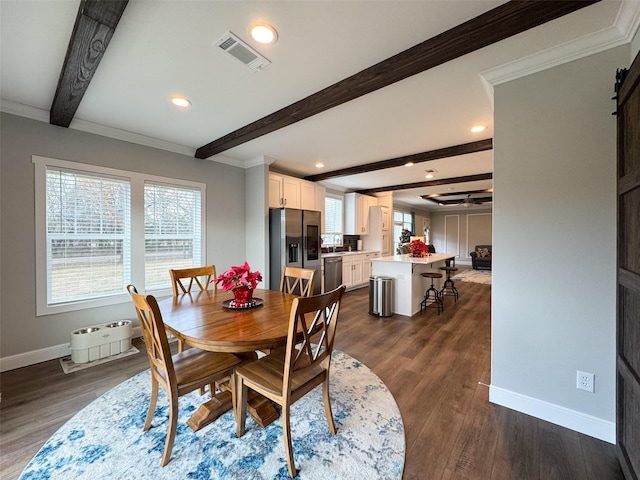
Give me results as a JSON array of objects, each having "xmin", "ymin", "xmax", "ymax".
[
  {"xmin": 156, "ymin": 288, "xmax": 297, "ymax": 431},
  {"xmin": 157, "ymin": 288, "xmax": 296, "ymax": 352}
]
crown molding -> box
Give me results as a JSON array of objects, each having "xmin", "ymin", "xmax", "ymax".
[
  {"xmin": 1, "ymin": 99, "xmax": 196, "ymax": 157},
  {"xmin": 209, "ymin": 154, "xmax": 276, "ymax": 169},
  {"xmin": 202, "ymin": 154, "xmax": 245, "ymax": 168},
  {"xmin": 482, "ymin": 2, "xmax": 640, "ymax": 86},
  {"xmin": 1, "ymin": 99, "xmax": 269, "ymax": 169},
  {"xmin": 1, "ymin": 99, "xmax": 49, "ymax": 122}
]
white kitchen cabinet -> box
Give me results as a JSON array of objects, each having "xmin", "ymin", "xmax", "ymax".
[
  {"xmin": 345, "ymin": 193, "xmax": 377, "ymax": 235},
  {"xmin": 342, "ymin": 256, "xmax": 363, "ymax": 289},
  {"xmin": 282, "ymin": 176, "xmax": 301, "ymax": 209},
  {"xmin": 381, "ymin": 232, "xmax": 391, "ymax": 256},
  {"xmin": 381, "ymin": 206, "xmax": 391, "ymax": 231},
  {"xmin": 363, "ymin": 252, "xmax": 380, "ymax": 280},
  {"xmin": 351, "ymin": 259, "xmax": 363, "ymax": 286},
  {"xmin": 300, "ymin": 181, "xmax": 315, "ymax": 210},
  {"xmin": 340, "ymin": 252, "xmax": 379, "ymax": 290},
  {"xmin": 315, "ymin": 184, "xmax": 326, "ymax": 232},
  {"xmin": 269, "ymin": 173, "xmax": 324, "ymax": 214},
  {"xmin": 362, "ymin": 206, "xmax": 391, "ymax": 256},
  {"xmin": 342, "ymin": 258, "xmax": 354, "ymax": 289},
  {"xmin": 269, "ymin": 173, "xmax": 301, "ymax": 208},
  {"xmin": 268, "ymin": 174, "xmax": 284, "ymax": 208}
]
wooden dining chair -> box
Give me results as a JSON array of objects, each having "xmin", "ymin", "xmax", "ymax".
[
  {"xmin": 169, "ymin": 265, "xmax": 217, "ymax": 296},
  {"xmin": 127, "ymin": 285, "xmax": 242, "ymax": 467},
  {"xmin": 279, "ymin": 266, "xmax": 316, "ymax": 297},
  {"xmin": 234, "ymin": 284, "xmax": 346, "ymax": 478},
  {"xmin": 169, "ymin": 265, "xmax": 217, "ymax": 353}
]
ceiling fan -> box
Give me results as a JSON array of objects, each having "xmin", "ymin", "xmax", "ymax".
[
  {"xmin": 420, "ymin": 189, "xmax": 493, "ymax": 207},
  {"xmin": 459, "ymin": 194, "xmax": 483, "ymax": 208}
]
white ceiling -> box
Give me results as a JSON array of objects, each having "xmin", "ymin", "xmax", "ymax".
[{"xmin": 2, "ymin": 0, "xmax": 638, "ymax": 210}]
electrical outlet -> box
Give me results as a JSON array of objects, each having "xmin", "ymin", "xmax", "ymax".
[{"xmin": 577, "ymin": 371, "xmax": 595, "ymax": 393}]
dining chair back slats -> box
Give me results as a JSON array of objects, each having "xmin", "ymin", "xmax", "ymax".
[
  {"xmin": 279, "ymin": 267, "xmax": 316, "ymax": 297},
  {"xmin": 128, "ymin": 285, "xmax": 176, "ymax": 392},
  {"xmin": 127, "ymin": 284, "xmax": 241, "ymax": 467},
  {"xmin": 170, "ymin": 265, "xmax": 216, "ymax": 296},
  {"xmin": 235, "ymin": 284, "xmax": 346, "ymax": 478}
]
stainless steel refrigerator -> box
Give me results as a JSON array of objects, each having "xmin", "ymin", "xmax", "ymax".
[{"xmin": 269, "ymin": 208, "xmax": 321, "ymax": 295}]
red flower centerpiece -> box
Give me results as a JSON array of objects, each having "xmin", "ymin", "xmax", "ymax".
[
  {"xmin": 214, "ymin": 262, "xmax": 263, "ymax": 307},
  {"xmin": 408, "ymin": 239, "xmax": 430, "ymax": 257}
]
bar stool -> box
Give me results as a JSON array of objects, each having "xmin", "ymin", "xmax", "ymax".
[
  {"xmin": 440, "ymin": 266, "xmax": 459, "ymax": 302},
  {"xmin": 420, "ymin": 272, "xmax": 443, "ymax": 315}
]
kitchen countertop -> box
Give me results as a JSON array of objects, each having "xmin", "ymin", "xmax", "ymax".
[
  {"xmin": 322, "ymin": 250, "xmax": 380, "ymax": 258},
  {"xmin": 373, "ymin": 253, "xmax": 455, "ymax": 264}
]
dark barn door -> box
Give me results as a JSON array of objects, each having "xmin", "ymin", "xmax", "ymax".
[{"xmin": 616, "ymin": 49, "xmax": 640, "ymax": 480}]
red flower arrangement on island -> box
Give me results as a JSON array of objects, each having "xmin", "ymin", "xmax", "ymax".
[{"xmin": 408, "ymin": 239, "xmax": 430, "ymax": 257}]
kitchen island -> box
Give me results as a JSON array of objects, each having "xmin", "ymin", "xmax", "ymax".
[{"xmin": 371, "ymin": 253, "xmax": 456, "ymax": 316}]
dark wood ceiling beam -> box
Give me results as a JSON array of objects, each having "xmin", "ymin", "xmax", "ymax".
[
  {"xmin": 424, "ymin": 195, "xmax": 493, "ymax": 206},
  {"xmin": 421, "ymin": 188, "xmax": 493, "ymax": 199},
  {"xmin": 357, "ymin": 172, "xmax": 493, "ymax": 195},
  {"xmin": 195, "ymin": 1, "xmax": 599, "ymax": 159},
  {"xmin": 50, "ymin": 0, "xmax": 129, "ymax": 127},
  {"xmin": 303, "ymin": 139, "xmax": 492, "ymax": 182}
]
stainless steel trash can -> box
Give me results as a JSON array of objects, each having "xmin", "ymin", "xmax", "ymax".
[{"xmin": 369, "ymin": 276, "xmax": 393, "ymax": 317}]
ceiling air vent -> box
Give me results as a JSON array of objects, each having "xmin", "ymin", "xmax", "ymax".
[{"xmin": 214, "ymin": 31, "xmax": 271, "ymax": 72}]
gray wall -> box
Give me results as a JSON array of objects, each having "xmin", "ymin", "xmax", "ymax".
[
  {"xmin": 491, "ymin": 45, "xmax": 626, "ymax": 430},
  {"xmin": 245, "ymin": 163, "xmax": 270, "ymax": 286},
  {"xmin": 0, "ymin": 113, "xmax": 247, "ymax": 358},
  {"xmin": 430, "ymin": 208, "xmax": 492, "ymax": 263}
]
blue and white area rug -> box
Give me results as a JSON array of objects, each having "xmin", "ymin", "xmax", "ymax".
[{"xmin": 19, "ymin": 350, "xmax": 405, "ymax": 480}]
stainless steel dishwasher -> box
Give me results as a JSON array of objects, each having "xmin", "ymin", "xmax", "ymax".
[{"xmin": 324, "ymin": 256, "xmax": 342, "ymax": 291}]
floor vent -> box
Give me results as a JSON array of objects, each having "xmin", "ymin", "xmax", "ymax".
[{"xmin": 214, "ymin": 31, "xmax": 271, "ymax": 72}]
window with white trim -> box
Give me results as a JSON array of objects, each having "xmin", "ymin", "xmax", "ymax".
[
  {"xmin": 393, "ymin": 210, "xmax": 414, "ymax": 253},
  {"xmin": 45, "ymin": 167, "xmax": 131, "ymax": 305},
  {"xmin": 144, "ymin": 182, "xmax": 202, "ymax": 290},
  {"xmin": 321, "ymin": 194, "xmax": 343, "ymax": 247},
  {"xmin": 34, "ymin": 156, "xmax": 205, "ymax": 315}
]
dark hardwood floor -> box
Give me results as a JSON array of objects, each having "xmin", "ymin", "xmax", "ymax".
[{"xmin": 0, "ymin": 278, "xmax": 624, "ymax": 479}]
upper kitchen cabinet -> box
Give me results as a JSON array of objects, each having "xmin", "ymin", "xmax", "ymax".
[
  {"xmin": 301, "ymin": 181, "xmax": 326, "ymax": 231},
  {"xmin": 269, "ymin": 173, "xmax": 301, "ymax": 209},
  {"xmin": 345, "ymin": 193, "xmax": 377, "ymax": 235},
  {"xmin": 269, "ymin": 173, "xmax": 325, "ymax": 223},
  {"xmin": 315, "ymin": 184, "xmax": 326, "ymax": 233},
  {"xmin": 381, "ymin": 206, "xmax": 391, "ymax": 231},
  {"xmin": 363, "ymin": 205, "xmax": 392, "ymax": 256}
]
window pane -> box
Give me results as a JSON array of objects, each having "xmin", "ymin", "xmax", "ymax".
[
  {"xmin": 324, "ymin": 196, "xmax": 343, "ymax": 234},
  {"xmin": 393, "ymin": 210, "xmax": 415, "ymax": 254},
  {"xmin": 144, "ymin": 183, "xmax": 202, "ymax": 290},
  {"xmin": 46, "ymin": 168, "xmax": 130, "ymax": 304}
]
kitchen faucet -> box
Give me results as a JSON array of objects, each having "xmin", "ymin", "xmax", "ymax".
[{"xmin": 333, "ymin": 234, "xmax": 341, "ymax": 253}]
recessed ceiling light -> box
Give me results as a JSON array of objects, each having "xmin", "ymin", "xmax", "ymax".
[
  {"xmin": 315, "ymin": 162, "xmax": 324, "ymax": 168},
  {"xmin": 471, "ymin": 125, "xmax": 486, "ymax": 133},
  {"xmin": 404, "ymin": 162, "xmax": 414, "ymax": 167},
  {"xmin": 171, "ymin": 97, "xmax": 191, "ymax": 107},
  {"xmin": 425, "ymin": 173, "xmax": 434, "ymax": 179},
  {"xmin": 250, "ymin": 23, "xmax": 278, "ymax": 44}
]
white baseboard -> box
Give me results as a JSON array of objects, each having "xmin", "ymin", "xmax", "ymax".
[
  {"xmin": 0, "ymin": 343, "xmax": 71, "ymax": 372},
  {"xmin": 0, "ymin": 326, "xmax": 143, "ymax": 373},
  {"xmin": 489, "ymin": 385, "xmax": 615, "ymax": 444}
]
